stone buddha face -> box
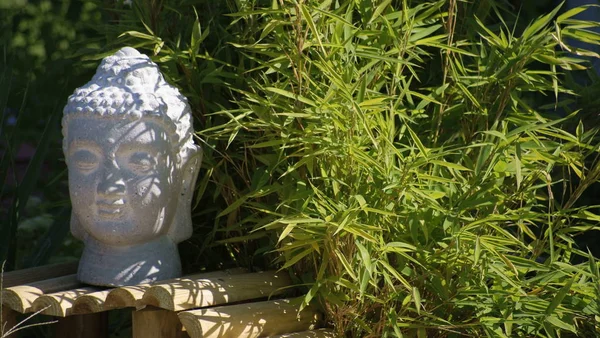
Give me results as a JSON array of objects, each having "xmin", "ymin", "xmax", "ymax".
[
  {"xmin": 62, "ymin": 47, "xmax": 201, "ymax": 286},
  {"xmin": 66, "ymin": 118, "xmax": 179, "ymax": 245}
]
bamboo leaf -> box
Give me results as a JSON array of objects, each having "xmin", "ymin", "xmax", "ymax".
[
  {"xmin": 544, "ymin": 274, "xmax": 577, "ymax": 316},
  {"xmin": 413, "ymin": 287, "xmax": 422, "ymax": 315},
  {"xmin": 522, "ymin": 4, "xmax": 562, "ymax": 40},
  {"xmin": 300, "ymin": 4, "xmax": 326, "ymax": 55},
  {"xmin": 265, "ymin": 87, "xmax": 316, "ymax": 106}
]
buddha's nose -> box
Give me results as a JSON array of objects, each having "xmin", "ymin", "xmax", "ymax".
[{"xmin": 97, "ymin": 169, "xmax": 126, "ymax": 196}]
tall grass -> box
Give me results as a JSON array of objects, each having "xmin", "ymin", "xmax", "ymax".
[{"xmin": 63, "ymin": 0, "xmax": 600, "ymax": 336}]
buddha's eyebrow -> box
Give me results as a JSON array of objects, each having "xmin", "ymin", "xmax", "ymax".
[
  {"xmin": 115, "ymin": 141, "xmax": 162, "ymax": 155},
  {"xmin": 68, "ymin": 140, "xmax": 102, "ymax": 155}
]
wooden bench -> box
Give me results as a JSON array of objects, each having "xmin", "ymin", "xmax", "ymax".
[{"xmin": 1, "ymin": 262, "xmax": 334, "ymax": 337}]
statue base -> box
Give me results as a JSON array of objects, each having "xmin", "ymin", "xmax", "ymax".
[{"xmin": 77, "ymin": 236, "xmax": 182, "ymax": 286}]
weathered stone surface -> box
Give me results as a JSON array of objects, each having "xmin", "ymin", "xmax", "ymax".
[{"xmin": 62, "ymin": 47, "xmax": 201, "ymax": 286}]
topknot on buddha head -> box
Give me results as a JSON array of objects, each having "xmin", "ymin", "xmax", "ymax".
[{"xmin": 62, "ymin": 47, "xmax": 196, "ymax": 162}]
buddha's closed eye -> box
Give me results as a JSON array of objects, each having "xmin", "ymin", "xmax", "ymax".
[
  {"xmin": 72, "ymin": 150, "xmax": 100, "ymax": 173},
  {"xmin": 127, "ymin": 152, "xmax": 157, "ymax": 175}
]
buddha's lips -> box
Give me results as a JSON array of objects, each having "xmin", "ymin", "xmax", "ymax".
[{"xmin": 96, "ymin": 199, "xmax": 126, "ymax": 217}]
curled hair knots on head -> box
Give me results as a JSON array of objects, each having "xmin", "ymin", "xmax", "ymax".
[{"xmin": 62, "ymin": 47, "xmax": 196, "ymax": 161}]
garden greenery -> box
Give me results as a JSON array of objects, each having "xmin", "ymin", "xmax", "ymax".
[
  {"xmin": 5, "ymin": 0, "xmax": 600, "ymax": 336},
  {"xmin": 0, "ymin": 0, "xmax": 102, "ymax": 271}
]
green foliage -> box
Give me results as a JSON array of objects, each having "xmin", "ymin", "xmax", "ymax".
[
  {"xmin": 84, "ymin": 0, "xmax": 281, "ymax": 271},
  {"xmin": 0, "ymin": 0, "xmax": 103, "ymax": 270},
  {"xmin": 7, "ymin": 0, "xmax": 600, "ymax": 336},
  {"xmin": 198, "ymin": 1, "xmax": 600, "ymax": 335}
]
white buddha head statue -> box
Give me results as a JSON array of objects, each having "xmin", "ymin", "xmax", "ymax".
[{"xmin": 62, "ymin": 47, "xmax": 201, "ymax": 286}]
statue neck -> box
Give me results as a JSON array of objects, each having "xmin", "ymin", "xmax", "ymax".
[{"xmin": 77, "ymin": 236, "xmax": 182, "ymax": 286}]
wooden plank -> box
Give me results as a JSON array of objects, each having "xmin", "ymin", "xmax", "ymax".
[
  {"xmin": 268, "ymin": 329, "xmax": 336, "ymax": 337},
  {"xmin": 178, "ymin": 298, "xmax": 321, "ymax": 338},
  {"xmin": 141, "ymin": 271, "xmax": 292, "ymax": 311},
  {"xmin": 2, "ymin": 261, "xmax": 78, "ymax": 288},
  {"xmin": 103, "ymin": 284, "xmax": 148, "ymax": 310},
  {"xmin": 1, "ymin": 305, "xmax": 17, "ymax": 338},
  {"xmin": 30, "ymin": 287, "xmax": 100, "ymax": 317},
  {"xmin": 132, "ymin": 306, "xmax": 189, "ymax": 338},
  {"xmin": 54, "ymin": 312, "xmax": 108, "ymax": 338},
  {"xmin": 103, "ymin": 268, "xmax": 248, "ymax": 311},
  {"xmin": 1, "ymin": 274, "xmax": 80, "ymax": 313},
  {"xmin": 70, "ymin": 289, "xmax": 112, "ymax": 315}
]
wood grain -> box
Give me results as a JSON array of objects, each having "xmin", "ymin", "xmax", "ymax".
[
  {"xmin": 1, "ymin": 261, "xmax": 78, "ymax": 288},
  {"xmin": 103, "ymin": 284, "xmax": 149, "ymax": 310},
  {"xmin": 178, "ymin": 298, "xmax": 321, "ymax": 338},
  {"xmin": 268, "ymin": 329, "xmax": 336, "ymax": 337},
  {"xmin": 104, "ymin": 267, "xmax": 248, "ymax": 311},
  {"xmin": 54, "ymin": 312, "xmax": 108, "ymax": 338},
  {"xmin": 1, "ymin": 274, "xmax": 80, "ymax": 313},
  {"xmin": 30, "ymin": 287, "xmax": 100, "ymax": 317},
  {"xmin": 70, "ymin": 289, "xmax": 112, "ymax": 314},
  {"xmin": 1, "ymin": 305, "xmax": 17, "ymax": 338},
  {"xmin": 141, "ymin": 271, "xmax": 292, "ymax": 311},
  {"xmin": 132, "ymin": 306, "xmax": 189, "ymax": 338}
]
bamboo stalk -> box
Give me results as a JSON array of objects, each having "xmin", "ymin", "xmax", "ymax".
[
  {"xmin": 1, "ymin": 274, "xmax": 80, "ymax": 313},
  {"xmin": 141, "ymin": 271, "xmax": 292, "ymax": 311},
  {"xmin": 177, "ymin": 298, "xmax": 321, "ymax": 338}
]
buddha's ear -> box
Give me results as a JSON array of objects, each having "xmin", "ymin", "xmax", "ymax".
[{"xmin": 168, "ymin": 145, "xmax": 202, "ymax": 243}]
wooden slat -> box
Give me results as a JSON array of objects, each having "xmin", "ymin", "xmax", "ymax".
[
  {"xmin": 2, "ymin": 274, "xmax": 80, "ymax": 313},
  {"xmin": 178, "ymin": 298, "xmax": 321, "ymax": 338},
  {"xmin": 70, "ymin": 289, "xmax": 112, "ymax": 315},
  {"xmin": 132, "ymin": 306, "xmax": 189, "ymax": 338},
  {"xmin": 55, "ymin": 312, "xmax": 108, "ymax": 338},
  {"xmin": 1, "ymin": 305, "xmax": 17, "ymax": 337},
  {"xmin": 30, "ymin": 287, "xmax": 100, "ymax": 317},
  {"xmin": 141, "ymin": 271, "xmax": 292, "ymax": 311},
  {"xmin": 99, "ymin": 268, "xmax": 248, "ymax": 313},
  {"xmin": 1, "ymin": 261, "xmax": 78, "ymax": 288},
  {"xmin": 103, "ymin": 284, "xmax": 148, "ymax": 310},
  {"xmin": 268, "ymin": 329, "xmax": 336, "ymax": 337}
]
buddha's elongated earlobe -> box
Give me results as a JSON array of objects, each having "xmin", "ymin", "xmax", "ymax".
[{"xmin": 168, "ymin": 144, "xmax": 202, "ymax": 243}]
